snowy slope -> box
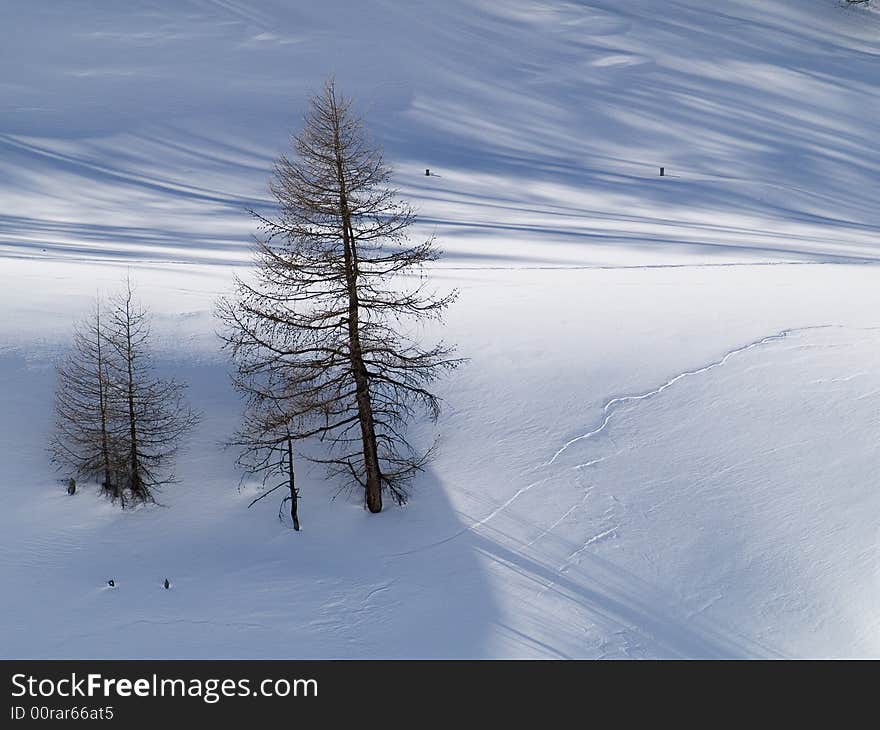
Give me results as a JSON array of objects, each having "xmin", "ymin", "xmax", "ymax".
[
  {"xmin": 2, "ymin": 0, "xmax": 879, "ymax": 265},
  {"xmin": 1, "ymin": 0, "xmax": 880, "ymax": 658}
]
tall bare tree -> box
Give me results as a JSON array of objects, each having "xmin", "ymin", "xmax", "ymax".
[
  {"xmin": 218, "ymin": 79, "xmax": 461, "ymax": 514},
  {"xmin": 105, "ymin": 278, "xmax": 199, "ymax": 504},
  {"xmin": 50, "ymin": 299, "xmax": 123, "ymax": 503}
]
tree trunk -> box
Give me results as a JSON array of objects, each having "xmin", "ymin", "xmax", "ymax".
[
  {"xmin": 122, "ymin": 292, "xmax": 144, "ymax": 502},
  {"xmin": 331, "ymin": 107, "xmax": 383, "ymax": 513},
  {"xmin": 96, "ymin": 309, "xmax": 114, "ymax": 500},
  {"xmin": 348, "ymin": 303, "xmax": 383, "ymax": 513},
  {"xmin": 287, "ymin": 436, "xmax": 300, "ymax": 531}
]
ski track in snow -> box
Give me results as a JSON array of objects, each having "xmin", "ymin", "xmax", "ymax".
[
  {"xmin": 393, "ymin": 323, "xmax": 848, "ymax": 559},
  {"xmin": 386, "ymin": 477, "xmax": 554, "ymax": 557},
  {"xmin": 560, "ymin": 527, "xmax": 619, "ymax": 571},
  {"xmin": 524, "ymin": 472, "xmax": 603, "ymax": 548},
  {"xmin": 545, "ymin": 325, "xmax": 835, "ymax": 466}
]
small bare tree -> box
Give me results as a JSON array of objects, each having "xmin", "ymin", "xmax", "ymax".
[
  {"xmin": 218, "ymin": 79, "xmax": 461, "ymax": 514},
  {"xmin": 230, "ymin": 375, "xmax": 305, "ymax": 530},
  {"xmin": 52, "ymin": 281, "xmax": 198, "ymax": 506},
  {"xmin": 50, "ymin": 299, "xmax": 124, "ymax": 503},
  {"xmin": 104, "ymin": 278, "xmax": 199, "ymax": 504}
]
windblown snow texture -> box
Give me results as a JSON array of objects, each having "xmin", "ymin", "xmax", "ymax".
[{"xmin": 1, "ymin": 1, "xmax": 879, "ymax": 658}]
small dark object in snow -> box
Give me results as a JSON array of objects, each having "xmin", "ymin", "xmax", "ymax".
[
  {"xmin": 164, "ymin": 578, "xmax": 170, "ymax": 589},
  {"xmin": 660, "ymin": 167, "xmax": 665, "ymax": 176},
  {"xmin": 107, "ymin": 579, "xmax": 115, "ymax": 587},
  {"xmin": 425, "ymin": 168, "xmax": 430, "ymax": 176},
  {"xmin": 66, "ymin": 478, "xmax": 76, "ymax": 495}
]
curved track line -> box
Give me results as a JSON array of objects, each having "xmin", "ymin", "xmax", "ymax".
[
  {"xmin": 546, "ymin": 325, "xmax": 833, "ymax": 466},
  {"xmin": 387, "ymin": 476, "xmax": 553, "ymax": 557},
  {"xmin": 390, "ymin": 324, "xmax": 833, "ymax": 558}
]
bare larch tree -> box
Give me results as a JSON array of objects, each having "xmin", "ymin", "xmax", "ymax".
[
  {"xmin": 50, "ymin": 299, "xmax": 123, "ymax": 504},
  {"xmin": 229, "ymin": 371, "xmax": 304, "ymax": 530},
  {"xmin": 104, "ymin": 278, "xmax": 199, "ymax": 504},
  {"xmin": 218, "ymin": 79, "xmax": 461, "ymax": 514}
]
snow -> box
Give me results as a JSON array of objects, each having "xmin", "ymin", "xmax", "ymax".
[{"xmin": 1, "ymin": 0, "xmax": 879, "ymax": 658}]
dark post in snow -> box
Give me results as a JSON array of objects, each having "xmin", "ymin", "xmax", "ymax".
[
  {"xmin": 425, "ymin": 169, "xmax": 430, "ymax": 176},
  {"xmin": 660, "ymin": 167, "xmax": 665, "ymax": 176}
]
